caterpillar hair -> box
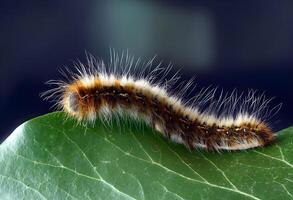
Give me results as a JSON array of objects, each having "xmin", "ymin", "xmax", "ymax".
[{"xmin": 41, "ymin": 50, "xmax": 282, "ymax": 151}]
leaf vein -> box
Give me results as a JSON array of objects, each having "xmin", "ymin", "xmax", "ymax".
[
  {"xmin": 0, "ymin": 174, "xmax": 47, "ymax": 200},
  {"xmin": 253, "ymin": 150, "xmax": 293, "ymax": 168},
  {"xmin": 200, "ymin": 153, "xmax": 238, "ymax": 190}
]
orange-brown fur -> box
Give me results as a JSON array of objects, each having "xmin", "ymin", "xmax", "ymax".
[{"xmin": 64, "ymin": 78, "xmax": 275, "ymax": 151}]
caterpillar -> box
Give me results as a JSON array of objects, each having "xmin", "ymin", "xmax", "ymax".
[{"xmin": 42, "ymin": 50, "xmax": 281, "ymax": 151}]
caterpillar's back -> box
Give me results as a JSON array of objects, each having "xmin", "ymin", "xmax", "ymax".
[{"xmin": 42, "ymin": 51, "xmax": 281, "ymax": 151}]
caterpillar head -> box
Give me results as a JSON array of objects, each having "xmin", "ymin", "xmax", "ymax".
[{"xmin": 63, "ymin": 84, "xmax": 97, "ymax": 122}]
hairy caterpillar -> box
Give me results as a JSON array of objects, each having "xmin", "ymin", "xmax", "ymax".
[{"xmin": 42, "ymin": 50, "xmax": 281, "ymax": 151}]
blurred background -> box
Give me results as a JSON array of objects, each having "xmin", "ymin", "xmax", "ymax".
[{"xmin": 1, "ymin": 0, "xmax": 293, "ymax": 142}]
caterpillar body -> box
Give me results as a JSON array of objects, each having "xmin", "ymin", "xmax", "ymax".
[{"xmin": 42, "ymin": 51, "xmax": 281, "ymax": 151}]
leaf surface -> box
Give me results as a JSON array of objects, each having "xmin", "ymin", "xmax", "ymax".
[{"xmin": 0, "ymin": 112, "xmax": 292, "ymax": 200}]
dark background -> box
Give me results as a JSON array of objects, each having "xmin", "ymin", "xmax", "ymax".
[{"xmin": 1, "ymin": 0, "xmax": 293, "ymax": 142}]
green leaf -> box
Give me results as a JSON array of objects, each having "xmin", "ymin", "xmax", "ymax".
[{"xmin": 0, "ymin": 112, "xmax": 292, "ymax": 200}]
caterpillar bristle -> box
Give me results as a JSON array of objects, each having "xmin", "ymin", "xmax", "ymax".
[{"xmin": 41, "ymin": 50, "xmax": 281, "ymax": 151}]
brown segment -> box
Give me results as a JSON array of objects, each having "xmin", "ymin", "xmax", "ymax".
[{"xmin": 65, "ymin": 79, "xmax": 275, "ymax": 151}]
